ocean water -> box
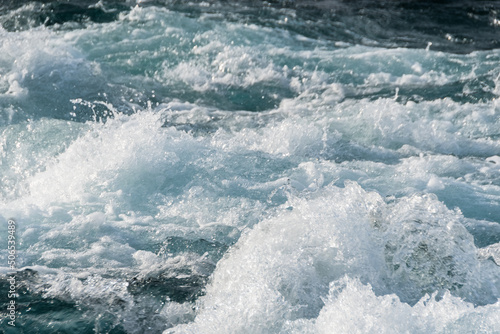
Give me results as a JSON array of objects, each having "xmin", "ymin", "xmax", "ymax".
[{"xmin": 1, "ymin": 0, "xmax": 500, "ymax": 333}]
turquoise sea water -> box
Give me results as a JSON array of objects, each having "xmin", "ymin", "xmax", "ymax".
[{"xmin": 1, "ymin": 1, "xmax": 500, "ymax": 333}]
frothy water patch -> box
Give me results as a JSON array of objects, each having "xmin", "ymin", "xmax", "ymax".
[
  {"xmin": 1, "ymin": 101, "xmax": 499, "ymax": 332},
  {"xmin": 1, "ymin": 2, "xmax": 500, "ymax": 333},
  {"xmin": 170, "ymin": 183, "xmax": 500, "ymax": 333}
]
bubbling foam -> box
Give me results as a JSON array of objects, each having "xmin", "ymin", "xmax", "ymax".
[{"xmin": 169, "ymin": 182, "xmax": 500, "ymax": 333}]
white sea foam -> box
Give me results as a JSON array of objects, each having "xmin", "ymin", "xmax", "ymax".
[
  {"xmin": 1, "ymin": 5, "xmax": 500, "ymax": 332},
  {"xmin": 168, "ymin": 183, "xmax": 500, "ymax": 333},
  {"xmin": 1, "ymin": 99, "xmax": 499, "ymax": 332}
]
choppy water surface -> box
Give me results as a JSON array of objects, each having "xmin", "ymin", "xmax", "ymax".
[{"xmin": 1, "ymin": 1, "xmax": 500, "ymax": 333}]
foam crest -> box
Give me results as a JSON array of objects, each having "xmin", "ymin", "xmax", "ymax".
[
  {"xmin": 0, "ymin": 119, "xmax": 84, "ymax": 202},
  {"xmin": 212, "ymin": 116, "xmax": 338, "ymax": 158},
  {"xmin": 286, "ymin": 97, "xmax": 500, "ymax": 158},
  {"xmin": 207, "ymin": 95, "xmax": 500, "ymax": 165},
  {"xmin": 170, "ymin": 182, "xmax": 500, "ymax": 333},
  {"xmin": 283, "ymin": 277, "xmax": 500, "ymax": 334},
  {"xmin": 23, "ymin": 111, "xmax": 199, "ymax": 209}
]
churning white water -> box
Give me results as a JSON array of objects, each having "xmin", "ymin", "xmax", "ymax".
[{"xmin": 0, "ymin": 1, "xmax": 500, "ymax": 333}]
